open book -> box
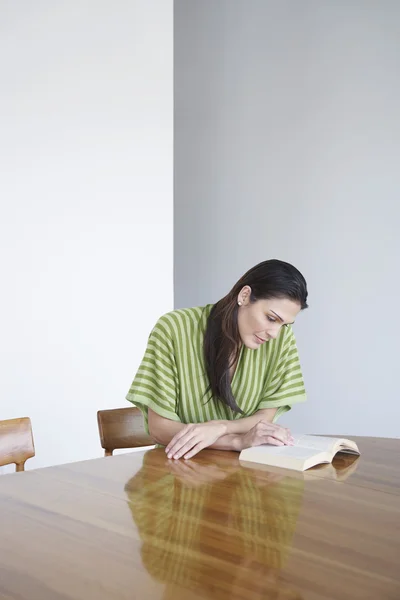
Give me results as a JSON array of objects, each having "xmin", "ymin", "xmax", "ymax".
[
  {"xmin": 239, "ymin": 452, "xmax": 360, "ymax": 482},
  {"xmin": 239, "ymin": 434, "xmax": 360, "ymax": 472}
]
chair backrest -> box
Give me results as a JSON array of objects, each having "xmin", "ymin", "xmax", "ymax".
[
  {"xmin": 97, "ymin": 407, "xmax": 153, "ymax": 456},
  {"xmin": 0, "ymin": 417, "xmax": 35, "ymax": 472}
]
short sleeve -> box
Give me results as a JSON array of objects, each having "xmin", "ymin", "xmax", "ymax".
[
  {"xmin": 257, "ymin": 326, "xmax": 307, "ymax": 422},
  {"xmin": 126, "ymin": 317, "xmax": 181, "ymax": 433}
]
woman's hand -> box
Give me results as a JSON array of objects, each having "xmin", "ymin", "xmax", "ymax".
[
  {"xmin": 240, "ymin": 421, "xmax": 294, "ymax": 450},
  {"xmin": 165, "ymin": 421, "xmax": 227, "ymax": 460}
]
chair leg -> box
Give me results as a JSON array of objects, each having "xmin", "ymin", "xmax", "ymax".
[
  {"xmin": 104, "ymin": 449, "xmax": 113, "ymax": 457},
  {"xmin": 16, "ymin": 462, "xmax": 25, "ymax": 472}
]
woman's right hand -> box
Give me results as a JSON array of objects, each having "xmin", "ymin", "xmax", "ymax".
[{"xmin": 240, "ymin": 421, "xmax": 294, "ymax": 450}]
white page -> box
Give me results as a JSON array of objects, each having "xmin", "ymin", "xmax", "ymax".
[
  {"xmin": 291, "ymin": 434, "xmax": 338, "ymax": 452},
  {"xmin": 243, "ymin": 445, "xmax": 325, "ymax": 460}
]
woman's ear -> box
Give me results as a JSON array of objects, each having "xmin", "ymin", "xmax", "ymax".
[{"xmin": 237, "ymin": 285, "xmax": 252, "ymax": 306}]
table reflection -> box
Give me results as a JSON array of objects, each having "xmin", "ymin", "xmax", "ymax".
[{"xmin": 125, "ymin": 450, "xmax": 306, "ymax": 599}]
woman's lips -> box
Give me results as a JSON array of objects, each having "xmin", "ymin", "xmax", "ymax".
[{"xmin": 255, "ymin": 334, "xmax": 267, "ymax": 344}]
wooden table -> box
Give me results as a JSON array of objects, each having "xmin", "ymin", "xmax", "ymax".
[{"xmin": 0, "ymin": 436, "xmax": 399, "ymax": 600}]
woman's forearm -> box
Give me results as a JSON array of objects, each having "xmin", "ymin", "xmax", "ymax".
[
  {"xmin": 209, "ymin": 433, "xmax": 243, "ymax": 451},
  {"xmin": 149, "ymin": 409, "xmax": 244, "ymax": 452},
  {"xmin": 222, "ymin": 408, "xmax": 277, "ymax": 435},
  {"xmin": 148, "ymin": 407, "xmax": 277, "ymax": 454},
  {"xmin": 148, "ymin": 409, "xmax": 185, "ymax": 446}
]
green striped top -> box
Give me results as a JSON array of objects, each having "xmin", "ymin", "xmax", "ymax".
[{"xmin": 126, "ymin": 305, "xmax": 306, "ymax": 433}]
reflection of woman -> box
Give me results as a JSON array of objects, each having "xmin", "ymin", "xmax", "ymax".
[
  {"xmin": 126, "ymin": 259, "xmax": 308, "ymax": 460},
  {"xmin": 125, "ymin": 450, "xmax": 304, "ymax": 599}
]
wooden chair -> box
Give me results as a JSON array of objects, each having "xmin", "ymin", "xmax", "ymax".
[
  {"xmin": 0, "ymin": 417, "xmax": 35, "ymax": 472},
  {"xmin": 97, "ymin": 407, "xmax": 154, "ymax": 457}
]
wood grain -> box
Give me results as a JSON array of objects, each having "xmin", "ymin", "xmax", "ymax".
[
  {"xmin": 97, "ymin": 407, "xmax": 153, "ymax": 455},
  {"xmin": 0, "ymin": 437, "xmax": 399, "ymax": 600},
  {"xmin": 0, "ymin": 417, "xmax": 35, "ymax": 471}
]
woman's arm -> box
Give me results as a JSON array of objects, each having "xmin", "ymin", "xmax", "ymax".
[
  {"xmin": 149, "ymin": 408, "xmax": 292, "ymax": 459},
  {"xmin": 149, "ymin": 407, "xmax": 279, "ymax": 444},
  {"xmin": 148, "ymin": 408, "xmax": 186, "ymax": 445},
  {"xmin": 149, "ymin": 409, "xmax": 232, "ymax": 448},
  {"xmin": 222, "ymin": 407, "xmax": 278, "ymax": 434}
]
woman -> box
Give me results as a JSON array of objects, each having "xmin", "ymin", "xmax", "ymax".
[{"xmin": 126, "ymin": 259, "xmax": 308, "ymax": 460}]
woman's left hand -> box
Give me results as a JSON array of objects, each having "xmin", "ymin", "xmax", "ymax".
[{"xmin": 165, "ymin": 421, "xmax": 227, "ymax": 460}]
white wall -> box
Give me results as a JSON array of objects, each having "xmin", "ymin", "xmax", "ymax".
[
  {"xmin": 0, "ymin": 0, "xmax": 173, "ymax": 469},
  {"xmin": 174, "ymin": 0, "xmax": 400, "ymax": 438}
]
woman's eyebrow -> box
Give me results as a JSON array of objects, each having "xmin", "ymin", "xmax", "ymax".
[
  {"xmin": 270, "ymin": 310, "xmax": 284, "ymax": 322},
  {"xmin": 270, "ymin": 310, "xmax": 295, "ymax": 325}
]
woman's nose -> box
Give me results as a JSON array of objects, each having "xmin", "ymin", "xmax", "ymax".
[{"xmin": 266, "ymin": 325, "xmax": 280, "ymax": 340}]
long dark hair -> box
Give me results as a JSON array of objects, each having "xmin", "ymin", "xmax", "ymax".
[{"xmin": 203, "ymin": 259, "xmax": 308, "ymax": 414}]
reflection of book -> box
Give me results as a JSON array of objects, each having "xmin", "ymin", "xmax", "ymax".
[
  {"xmin": 239, "ymin": 434, "xmax": 360, "ymax": 472},
  {"xmin": 305, "ymin": 453, "xmax": 361, "ymax": 481}
]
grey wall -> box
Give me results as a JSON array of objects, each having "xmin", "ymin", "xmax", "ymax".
[{"xmin": 174, "ymin": 0, "xmax": 400, "ymax": 437}]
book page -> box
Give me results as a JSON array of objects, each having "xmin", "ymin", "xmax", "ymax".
[
  {"xmin": 337, "ymin": 440, "xmax": 360, "ymax": 454},
  {"xmin": 291, "ymin": 435, "xmax": 360, "ymax": 455},
  {"xmin": 291, "ymin": 434, "xmax": 339, "ymax": 452},
  {"xmin": 247, "ymin": 445, "xmax": 324, "ymax": 459}
]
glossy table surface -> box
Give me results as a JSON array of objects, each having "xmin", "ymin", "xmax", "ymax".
[{"xmin": 0, "ymin": 436, "xmax": 399, "ymax": 600}]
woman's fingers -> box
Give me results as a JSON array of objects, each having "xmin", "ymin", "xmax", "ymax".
[
  {"xmin": 262, "ymin": 435, "xmax": 285, "ymax": 446},
  {"xmin": 169, "ymin": 435, "xmax": 200, "ymax": 459},
  {"xmin": 165, "ymin": 426, "xmax": 192, "ymax": 455},
  {"xmin": 166, "ymin": 428, "xmax": 196, "ymax": 458},
  {"xmin": 167, "ymin": 439, "xmax": 191, "ymax": 458},
  {"xmin": 256, "ymin": 421, "xmax": 294, "ymax": 445},
  {"xmin": 183, "ymin": 441, "xmax": 207, "ymax": 460}
]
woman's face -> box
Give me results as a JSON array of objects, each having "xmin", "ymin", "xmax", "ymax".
[{"xmin": 237, "ymin": 287, "xmax": 302, "ymax": 349}]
